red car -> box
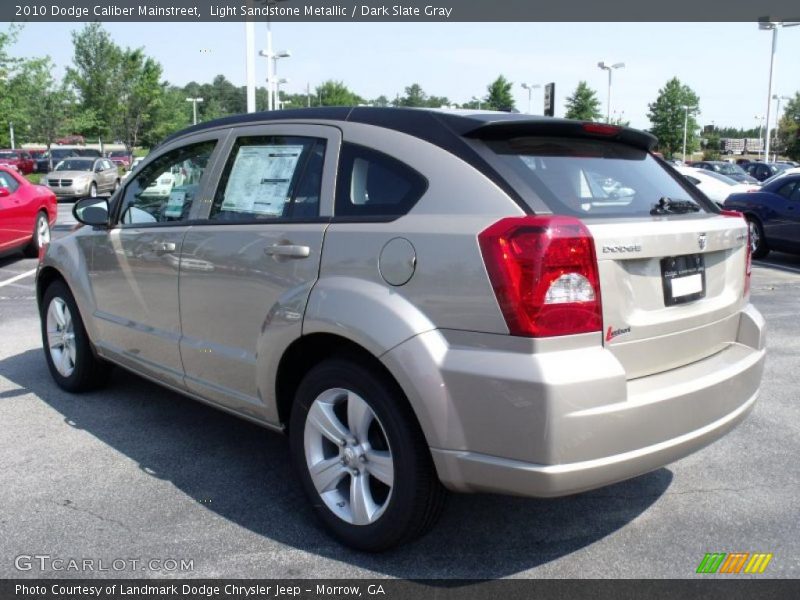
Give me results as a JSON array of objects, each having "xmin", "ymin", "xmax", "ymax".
[
  {"xmin": 0, "ymin": 166, "xmax": 57, "ymax": 257},
  {"xmin": 107, "ymin": 150, "xmax": 132, "ymax": 169},
  {"xmin": 0, "ymin": 149, "xmax": 36, "ymax": 175}
]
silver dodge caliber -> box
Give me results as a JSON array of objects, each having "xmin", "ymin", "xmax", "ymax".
[{"xmin": 37, "ymin": 108, "xmax": 765, "ymax": 551}]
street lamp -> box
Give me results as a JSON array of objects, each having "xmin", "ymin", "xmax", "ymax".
[
  {"xmin": 754, "ymin": 115, "xmax": 766, "ymax": 160},
  {"xmin": 186, "ymin": 97, "xmax": 203, "ymax": 125},
  {"xmin": 682, "ymin": 105, "xmax": 693, "ymax": 162},
  {"xmin": 471, "ymin": 96, "xmax": 482, "ymax": 110},
  {"xmin": 771, "ymin": 93, "xmax": 791, "ymax": 160},
  {"xmin": 758, "ymin": 19, "xmax": 800, "ymax": 161},
  {"xmin": 259, "ymin": 48, "xmax": 291, "ymax": 111},
  {"xmin": 597, "ymin": 61, "xmax": 625, "ymax": 122},
  {"xmin": 275, "ymin": 78, "xmax": 289, "ymax": 110},
  {"xmin": 520, "ymin": 83, "xmax": 541, "ymax": 115}
]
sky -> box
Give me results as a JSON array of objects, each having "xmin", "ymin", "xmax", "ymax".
[{"xmin": 6, "ymin": 21, "xmax": 800, "ymax": 130}]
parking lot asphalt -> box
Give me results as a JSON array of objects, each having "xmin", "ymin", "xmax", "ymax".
[{"xmin": 0, "ymin": 206, "xmax": 798, "ymax": 579}]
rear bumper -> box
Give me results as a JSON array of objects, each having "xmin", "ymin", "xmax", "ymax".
[{"xmin": 382, "ymin": 304, "xmax": 766, "ymax": 497}]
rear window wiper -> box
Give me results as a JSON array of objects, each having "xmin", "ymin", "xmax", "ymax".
[{"xmin": 650, "ymin": 197, "xmax": 700, "ymax": 215}]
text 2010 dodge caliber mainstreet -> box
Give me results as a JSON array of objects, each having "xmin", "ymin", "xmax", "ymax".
[{"xmin": 36, "ymin": 108, "xmax": 765, "ymax": 551}]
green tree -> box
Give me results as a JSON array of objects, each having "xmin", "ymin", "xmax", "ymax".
[
  {"xmin": 372, "ymin": 95, "xmax": 390, "ymax": 107},
  {"xmin": 564, "ymin": 81, "xmax": 602, "ymax": 121},
  {"xmin": 776, "ymin": 92, "xmax": 800, "ymax": 161},
  {"xmin": 114, "ymin": 48, "xmax": 165, "ymax": 148},
  {"xmin": 144, "ymin": 85, "xmax": 190, "ymax": 147},
  {"xmin": 647, "ymin": 77, "xmax": 701, "ymax": 158},
  {"xmin": 315, "ymin": 80, "xmax": 363, "ymax": 107},
  {"xmin": 485, "ymin": 75, "xmax": 515, "ymax": 112},
  {"xmin": 66, "ymin": 23, "xmax": 123, "ymax": 139},
  {"xmin": 400, "ymin": 83, "xmax": 427, "ymax": 107}
]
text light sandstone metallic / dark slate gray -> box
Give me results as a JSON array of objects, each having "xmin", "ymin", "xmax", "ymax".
[{"xmin": 36, "ymin": 108, "xmax": 766, "ymax": 551}]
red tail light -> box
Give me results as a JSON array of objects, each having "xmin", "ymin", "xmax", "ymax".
[
  {"xmin": 478, "ymin": 216, "xmax": 602, "ymax": 337},
  {"xmin": 582, "ymin": 123, "xmax": 620, "ymax": 136},
  {"xmin": 721, "ymin": 210, "xmax": 751, "ymax": 297},
  {"xmin": 744, "ymin": 222, "xmax": 752, "ymax": 298}
]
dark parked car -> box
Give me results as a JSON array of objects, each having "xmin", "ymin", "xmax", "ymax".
[
  {"xmin": 693, "ymin": 161, "xmax": 759, "ymax": 184},
  {"xmin": 724, "ymin": 173, "xmax": 800, "ymax": 258},
  {"xmin": 744, "ymin": 162, "xmax": 788, "ymax": 182}
]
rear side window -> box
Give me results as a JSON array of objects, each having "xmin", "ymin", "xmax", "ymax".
[
  {"xmin": 484, "ymin": 137, "xmax": 710, "ymax": 217},
  {"xmin": 0, "ymin": 171, "xmax": 20, "ymax": 192},
  {"xmin": 335, "ymin": 143, "xmax": 427, "ymax": 218}
]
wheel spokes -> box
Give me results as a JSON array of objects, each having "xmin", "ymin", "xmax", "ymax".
[
  {"xmin": 349, "ymin": 472, "xmax": 377, "ymax": 526},
  {"xmin": 309, "ymin": 456, "xmax": 348, "ymax": 493},
  {"xmin": 306, "ymin": 398, "xmax": 351, "ymax": 445},
  {"xmin": 365, "ymin": 450, "xmax": 394, "ymax": 487},
  {"xmin": 347, "ymin": 391, "xmax": 373, "ymax": 442}
]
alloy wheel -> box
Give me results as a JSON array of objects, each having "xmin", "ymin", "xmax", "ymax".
[
  {"xmin": 303, "ymin": 388, "xmax": 394, "ymax": 526},
  {"xmin": 46, "ymin": 297, "xmax": 76, "ymax": 377},
  {"xmin": 36, "ymin": 215, "xmax": 50, "ymax": 248}
]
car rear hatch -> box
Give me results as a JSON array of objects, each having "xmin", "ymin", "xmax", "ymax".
[{"xmin": 468, "ymin": 119, "xmax": 750, "ymax": 379}]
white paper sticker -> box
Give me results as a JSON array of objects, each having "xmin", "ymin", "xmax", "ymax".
[
  {"xmin": 670, "ymin": 273, "xmax": 702, "ymax": 297},
  {"xmin": 221, "ymin": 145, "xmax": 304, "ymax": 216}
]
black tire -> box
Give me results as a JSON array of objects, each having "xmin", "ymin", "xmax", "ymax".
[
  {"xmin": 747, "ymin": 217, "xmax": 769, "ymax": 259},
  {"xmin": 23, "ymin": 211, "xmax": 49, "ymax": 258},
  {"xmin": 290, "ymin": 358, "xmax": 446, "ymax": 551},
  {"xmin": 41, "ymin": 280, "xmax": 111, "ymax": 392}
]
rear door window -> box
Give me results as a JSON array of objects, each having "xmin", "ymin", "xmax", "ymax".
[{"xmin": 484, "ymin": 137, "xmax": 711, "ymax": 217}]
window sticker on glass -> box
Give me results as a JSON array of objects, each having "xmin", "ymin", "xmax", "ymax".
[
  {"xmin": 221, "ymin": 145, "xmax": 304, "ymax": 216},
  {"xmin": 164, "ymin": 190, "xmax": 186, "ymax": 218}
]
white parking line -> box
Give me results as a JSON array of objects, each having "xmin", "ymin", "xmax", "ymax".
[{"xmin": 0, "ymin": 269, "xmax": 37, "ymax": 288}]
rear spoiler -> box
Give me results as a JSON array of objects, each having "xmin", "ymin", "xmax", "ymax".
[{"xmin": 461, "ymin": 120, "xmax": 658, "ymax": 152}]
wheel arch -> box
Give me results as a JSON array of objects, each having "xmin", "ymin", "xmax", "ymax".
[{"xmin": 275, "ymin": 333, "xmax": 410, "ymax": 430}]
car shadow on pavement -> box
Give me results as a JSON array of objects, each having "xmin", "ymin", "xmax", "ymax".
[{"xmin": 2, "ymin": 348, "xmax": 672, "ymax": 579}]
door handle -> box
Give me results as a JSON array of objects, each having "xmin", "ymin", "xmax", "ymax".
[
  {"xmin": 264, "ymin": 244, "xmax": 310, "ymax": 258},
  {"xmin": 151, "ymin": 241, "xmax": 176, "ymax": 255}
]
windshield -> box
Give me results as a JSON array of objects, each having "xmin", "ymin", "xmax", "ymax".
[
  {"xmin": 484, "ymin": 137, "xmax": 710, "ymax": 217},
  {"xmin": 700, "ymin": 170, "xmax": 739, "ymax": 186},
  {"xmin": 109, "ymin": 151, "xmax": 128, "ymax": 157},
  {"xmin": 762, "ymin": 169, "xmax": 798, "ymax": 186},
  {"xmin": 0, "ymin": 152, "xmax": 19, "ymax": 159},
  {"xmin": 55, "ymin": 159, "xmax": 94, "ymax": 172},
  {"xmin": 715, "ymin": 163, "xmax": 746, "ymax": 176}
]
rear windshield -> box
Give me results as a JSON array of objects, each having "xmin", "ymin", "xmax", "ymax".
[
  {"xmin": 484, "ymin": 137, "xmax": 711, "ymax": 217},
  {"xmin": 55, "ymin": 159, "xmax": 94, "ymax": 171}
]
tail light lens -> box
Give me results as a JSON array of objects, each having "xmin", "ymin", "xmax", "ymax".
[
  {"xmin": 720, "ymin": 210, "xmax": 751, "ymax": 297},
  {"xmin": 744, "ymin": 222, "xmax": 752, "ymax": 298},
  {"xmin": 478, "ymin": 216, "xmax": 602, "ymax": 337}
]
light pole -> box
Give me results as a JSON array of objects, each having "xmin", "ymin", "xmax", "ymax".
[
  {"xmin": 520, "ymin": 83, "xmax": 541, "ymax": 115},
  {"xmin": 682, "ymin": 105, "xmax": 691, "ymax": 162},
  {"xmin": 8, "ymin": 121, "xmax": 14, "ymax": 149},
  {"xmin": 275, "ymin": 78, "xmax": 288, "ymax": 109},
  {"xmin": 471, "ymin": 96, "xmax": 482, "ymax": 110},
  {"xmin": 771, "ymin": 94, "xmax": 791, "ymax": 160},
  {"xmin": 758, "ymin": 20, "xmax": 800, "ymax": 162},
  {"xmin": 186, "ymin": 97, "xmax": 203, "ymax": 125},
  {"xmin": 259, "ymin": 48, "xmax": 291, "ymax": 111},
  {"xmin": 597, "ymin": 61, "xmax": 625, "ymax": 122},
  {"xmin": 754, "ymin": 115, "xmax": 765, "ymax": 160}
]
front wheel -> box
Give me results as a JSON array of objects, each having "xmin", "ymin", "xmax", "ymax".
[
  {"xmin": 747, "ymin": 217, "xmax": 769, "ymax": 259},
  {"xmin": 41, "ymin": 280, "xmax": 111, "ymax": 392},
  {"xmin": 290, "ymin": 358, "xmax": 446, "ymax": 551},
  {"xmin": 88, "ymin": 183, "xmax": 97, "ymax": 198},
  {"xmin": 23, "ymin": 211, "xmax": 50, "ymax": 258}
]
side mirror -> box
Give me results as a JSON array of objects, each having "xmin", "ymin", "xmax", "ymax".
[
  {"xmin": 0, "ymin": 187, "xmax": 9, "ymax": 198},
  {"xmin": 73, "ymin": 197, "xmax": 110, "ymax": 227}
]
